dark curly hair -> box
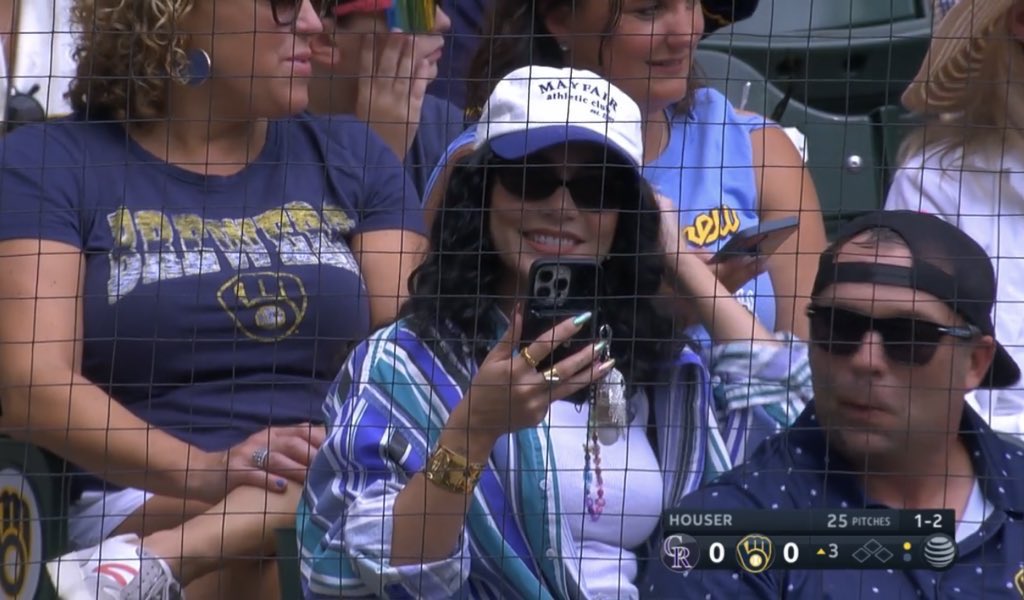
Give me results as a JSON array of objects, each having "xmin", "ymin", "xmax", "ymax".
[{"xmin": 401, "ymin": 144, "xmax": 680, "ymax": 388}]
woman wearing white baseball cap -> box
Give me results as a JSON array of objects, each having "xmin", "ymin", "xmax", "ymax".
[
  {"xmin": 297, "ymin": 67, "xmax": 812, "ymax": 599},
  {"xmin": 886, "ymin": 0, "xmax": 1024, "ymax": 436},
  {"xmin": 422, "ymin": 0, "xmax": 828, "ymax": 349}
]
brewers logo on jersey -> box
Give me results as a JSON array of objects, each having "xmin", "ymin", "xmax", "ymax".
[{"xmin": 0, "ymin": 469, "xmax": 42, "ymax": 599}]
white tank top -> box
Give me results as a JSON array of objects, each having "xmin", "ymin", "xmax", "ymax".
[{"xmin": 548, "ymin": 391, "xmax": 664, "ymax": 600}]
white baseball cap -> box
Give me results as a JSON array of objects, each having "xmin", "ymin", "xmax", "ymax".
[{"xmin": 473, "ymin": 66, "xmax": 644, "ymax": 167}]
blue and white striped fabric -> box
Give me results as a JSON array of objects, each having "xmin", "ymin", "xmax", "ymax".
[{"xmin": 296, "ymin": 313, "xmax": 811, "ymax": 599}]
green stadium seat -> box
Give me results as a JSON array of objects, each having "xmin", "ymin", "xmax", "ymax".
[
  {"xmin": 700, "ymin": 0, "xmax": 934, "ymax": 115},
  {"xmin": 694, "ymin": 48, "xmax": 886, "ymax": 236},
  {"xmin": 0, "ymin": 438, "xmax": 69, "ymax": 599},
  {"xmin": 873, "ymin": 103, "xmax": 925, "ymax": 189}
]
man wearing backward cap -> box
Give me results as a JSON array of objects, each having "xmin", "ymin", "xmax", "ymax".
[{"xmin": 642, "ymin": 210, "xmax": 1024, "ymax": 598}]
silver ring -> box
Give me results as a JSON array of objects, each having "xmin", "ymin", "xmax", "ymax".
[{"xmin": 252, "ymin": 447, "xmax": 270, "ymax": 470}]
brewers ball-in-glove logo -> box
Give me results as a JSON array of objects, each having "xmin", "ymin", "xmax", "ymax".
[
  {"xmin": 0, "ymin": 470, "xmax": 41, "ymax": 598},
  {"xmin": 217, "ymin": 272, "xmax": 309, "ymax": 342},
  {"xmin": 736, "ymin": 533, "xmax": 775, "ymax": 574},
  {"xmin": 1014, "ymin": 566, "xmax": 1023, "ymax": 598}
]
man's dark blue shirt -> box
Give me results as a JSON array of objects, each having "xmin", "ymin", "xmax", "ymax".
[{"xmin": 640, "ymin": 402, "xmax": 1024, "ymax": 599}]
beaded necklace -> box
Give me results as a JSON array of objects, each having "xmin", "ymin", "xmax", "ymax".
[
  {"xmin": 581, "ymin": 325, "xmax": 627, "ymax": 521},
  {"xmin": 583, "ymin": 406, "xmax": 606, "ymax": 520}
]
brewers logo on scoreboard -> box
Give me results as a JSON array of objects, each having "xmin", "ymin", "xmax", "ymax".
[{"xmin": 0, "ymin": 468, "xmax": 42, "ymax": 599}]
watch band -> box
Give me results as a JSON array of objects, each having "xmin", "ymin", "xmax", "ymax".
[{"xmin": 423, "ymin": 444, "xmax": 484, "ymax": 494}]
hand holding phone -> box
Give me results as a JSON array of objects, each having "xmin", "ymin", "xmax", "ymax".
[
  {"xmin": 454, "ymin": 303, "xmax": 614, "ymax": 443},
  {"xmin": 707, "ymin": 216, "xmax": 799, "ymax": 265},
  {"xmin": 520, "ymin": 259, "xmax": 603, "ymax": 371}
]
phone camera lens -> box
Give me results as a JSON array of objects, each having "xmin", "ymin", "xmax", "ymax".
[
  {"xmin": 539, "ymin": 269, "xmax": 554, "ymax": 283},
  {"xmin": 555, "ymin": 278, "xmax": 569, "ymax": 291}
]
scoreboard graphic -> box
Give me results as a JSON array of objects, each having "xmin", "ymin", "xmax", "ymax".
[{"xmin": 659, "ymin": 509, "xmax": 957, "ymax": 573}]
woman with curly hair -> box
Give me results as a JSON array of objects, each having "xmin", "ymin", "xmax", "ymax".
[
  {"xmin": 0, "ymin": 0, "xmax": 426, "ymax": 598},
  {"xmin": 297, "ymin": 67, "xmax": 811, "ymax": 599}
]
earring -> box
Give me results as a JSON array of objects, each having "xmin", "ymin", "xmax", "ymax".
[
  {"xmin": 177, "ymin": 48, "xmax": 211, "ymax": 87},
  {"xmin": 559, "ymin": 42, "xmax": 569, "ymax": 53}
]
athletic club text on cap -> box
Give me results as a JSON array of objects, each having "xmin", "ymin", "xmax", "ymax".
[{"xmin": 536, "ymin": 79, "xmax": 620, "ymax": 119}]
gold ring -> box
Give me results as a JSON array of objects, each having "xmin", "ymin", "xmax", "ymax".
[
  {"xmin": 521, "ymin": 347, "xmax": 540, "ymax": 369},
  {"xmin": 541, "ymin": 367, "xmax": 561, "ymax": 383}
]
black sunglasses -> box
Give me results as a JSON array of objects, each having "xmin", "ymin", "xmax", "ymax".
[
  {"xmin": 806, "ymin": 304, "xmax": 979, "ymax": 366},
  {"xmin": 489, "ymin": 159, "xmax": 637, "ymax": 211},
  {"xmin": 268, "ymin": 0, "xmax": 303, "ymax": 26}
]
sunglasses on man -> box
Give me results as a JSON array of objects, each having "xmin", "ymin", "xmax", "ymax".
[{"xmin": 806, "ymin": 304, "xmax": 979, "ymax": 366}]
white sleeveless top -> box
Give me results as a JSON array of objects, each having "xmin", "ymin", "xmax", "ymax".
[{"xmin": 548, "ymin": 391, "xmax": 664, "ymax": 600}]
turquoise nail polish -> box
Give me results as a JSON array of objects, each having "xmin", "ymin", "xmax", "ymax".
[
  {"xmin": 594, "ymin": 340, "xmax": 608, "ymax": 354},
  {"xmin": 572, "ymin": 311, "xmax": 593, "ymax": 326}
]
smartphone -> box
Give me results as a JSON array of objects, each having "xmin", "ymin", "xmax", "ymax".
[
  {"xmin": 385, "ymin": 0, "xmax": 437, "ymax": 33},
  {"xmin": 708, "ymin": 216, "xmax": 799, "ymax": 264},
  {"xmin": 521, "ymin": 258, "xmax": 603, "ymax": 372}
]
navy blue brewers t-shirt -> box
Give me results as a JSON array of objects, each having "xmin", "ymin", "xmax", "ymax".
[{"xmin": 0, "ymin": 114, "xmax": 424, "ymax": 463}]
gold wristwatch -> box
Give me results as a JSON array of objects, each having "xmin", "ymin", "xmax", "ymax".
[{"xmin": 423, "ymin": 445, "xmax": 483, "ymax": 494}]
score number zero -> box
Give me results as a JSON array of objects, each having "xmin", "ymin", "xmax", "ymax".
[{"xmin": 703, "ymin": 539, "xmax": 817, "ymax": 565}]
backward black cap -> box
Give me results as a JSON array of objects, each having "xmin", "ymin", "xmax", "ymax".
[{"xmin": 812, "ymin": 210, "xmax": 1020, "ymax": 389}]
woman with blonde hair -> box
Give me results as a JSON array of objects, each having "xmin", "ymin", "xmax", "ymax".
[
  {"xmin": 0, "ymin": 0, "xmax": 426, "ymax": 598},
  {"xmin": 886, "ymin": 0, "xmax": 1024, "ymax": 436}
]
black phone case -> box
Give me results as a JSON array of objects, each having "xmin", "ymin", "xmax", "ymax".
[
  {"xmin": 709, "ymin": 215, "xmax": 799, "ymax": 263},
  {"xmin": 521, "ymin": 259, "xmax": 603, "ymax": 371}
]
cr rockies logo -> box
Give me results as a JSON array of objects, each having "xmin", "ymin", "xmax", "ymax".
[{"xmin": 660, "ymin": 533, "xmax": 701, "ymax": 573}]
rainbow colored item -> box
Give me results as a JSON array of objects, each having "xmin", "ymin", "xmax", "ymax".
[
  {"xmin": 385, "ymin": 0, "xmax": 436, "ymax": 33},
  {"xmin": 332, "ymin": 0, "xmax": 436, "ymax": 33}
]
